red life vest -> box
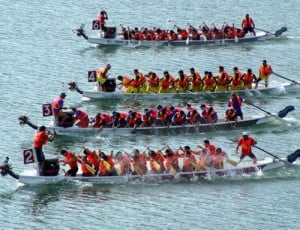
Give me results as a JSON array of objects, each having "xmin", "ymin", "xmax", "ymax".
[{"xmin": 33, "ymin": 131, "xmax": 48, "ymax": 148}]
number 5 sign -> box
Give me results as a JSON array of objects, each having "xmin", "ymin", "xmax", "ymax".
[
  {"xmin": 42, "ymin": 103, "xmax": 53, "ymax": 116},
  {"xmin": 23, "ymin": 149, "xmax": 35, "ymax": 164}
]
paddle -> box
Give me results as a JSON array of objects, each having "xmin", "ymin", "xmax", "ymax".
[
  {"xmin": 253, "ymin": 145, "xmax": 291, "ymax": 165},
  {"xmin": 272, "ymin": 72, "xmax": 299, "ymax": 85},
  {"xmin": 255, "ymin": 27, "xmax": 287, "ymax": 37},
  {"xmin": 244, "ymin": 100, "xmax": 294, "ymax": 121}
]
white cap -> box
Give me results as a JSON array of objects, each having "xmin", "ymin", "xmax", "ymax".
[{"xmin": 242, "ymin": 131, "xmax": 249, "ymax": 136}]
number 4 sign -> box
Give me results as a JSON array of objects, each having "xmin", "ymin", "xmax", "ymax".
[
  {"xmin": 23, "ymin": 149, "xmax": 35, "ymax": 164},
  {"xmin": 88, "ymin": 70, "xmax": 97, "ymax": 82}
]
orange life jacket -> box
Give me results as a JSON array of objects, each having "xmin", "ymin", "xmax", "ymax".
[
  {"xmin": 65, "ymin": 152, "xmax": 78, "ymax": 169},
  {"xmin": 204, "ymin": 77, "xmax": 215, "ymax": 86},
  {"xmin": 242, "ymin": 17, "xmax": 254, "ymax": 28},
  {"xmin": 238, "ymin": 137, "xmax": 255, "ymax": 155},
  {"xmin": 33, "ymin": 131, "xmax": 48, "ymax": 148},
  {"xmin": 259, "ymin": 65, "xmax": 272, "ymax": 76},
  {"xmin": 243, "ymin": 73, "xmax": 255, "ymax": 84}
]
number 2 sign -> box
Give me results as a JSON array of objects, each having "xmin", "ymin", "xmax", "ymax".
[{"xmin": 23, "ymin": 149, "xmax": 35, "ymax": 164}]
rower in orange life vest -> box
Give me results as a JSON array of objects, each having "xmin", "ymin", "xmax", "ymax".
[
  {"xmin": 181, "ymin": 146, "xmax": 198, "ymax": 172},
  {"xmin": 228, "ymin": 92, "xmax": 243, "ymax": 120},
  {"xmin": 157, "ymin": 106, "xmax": 173, "ymax": 126},
  {"xmin": 114, "ymin": 151, "xmax": 131, "ymax": 175},
  {"xmin": 258, "ymin": 60, "xmax": 273, "ymax": 87},
  {"xmin": 80, "ymin": 156, "xmax": 95, "ymax": 177},
  {"xmin": 230, "ymin": 72, "xmax": 243, "ymax": 91},
  {"xmin": 110, "ymin": 111, "xmax": 128, "ymax": 128},
  {"xmin": 202, "ymin": 71, "xmax": 216, "ymax": 91},
  {"xmin": 149, "ymin": 150, "xmax": 165, "ymax": 174},
  {"xmin": 235, "ymin": 131, "xmax": 257, "ymax": 164},
  {"xmin": 97, "ymin": 64, "xmax": 111, "ymax": 91},
  {"xmin": 186, "ymin": 107, "xmax": 205, "ymax": 124},
  {"xmin": 52, "ymin": 92, "xmax": 68, "ymax": 126},
  {"xmin": 225, "ymin": 106, "xmax": 237, "ymax": 122},
  {"xmin": 215, "ymin": 72, "xmax": 229, "ymax": 91},
  {"xmin": 163, "ymin": 148, "xmax": 180, "ymax": 173},
  {"xmin": 201, "ymin": 106, "xmax": 218, "ymax": 123},
  {"xmin": 117, "ymin": 75, "xmax": 132, "ymax": 93},
  {"xmin": 189, "ymin": 67, "xmax": 203, "ymax": 92},
  {"xmin": 174, "ymin": 70, "xmax": 189, "ymax": 92},
  {"xmin": 174, "ymin": 25, "xmax": 189, "ymax": 40},
  {"xmin": 92, "ymin": 112, "xmax": 112, "ymax": 129},
  {"xmin": 97, "ymin": 10, "xmax": 108, "ymax": 31},
  {"xmin": 171, "ymin": 110, "xmax": 186, "ymax": 126},
  {"xmin": 131, "ymin": 150, "xmax": 148, "ymax": 175},
  {"xmin": 202, "ymin": 139, "xmax": 217, "ymax": 155},
  {"xmin": 158, "ymin": 71, "xmax": 174, "ymax": 93},
  {"xmin": 230, "ymin": 67, "xmax": 243, "ymax": 90},
  {"xmin": 71, "ymin": 108, "xmax": 90, "ymax": 128},
  {"xmin": 241, "ymin": 14, "xmax": 256, "ymax": 36},
  {"xmin": 241, "ymin": 68, "xmax": 257, "ymax": 89},
  {"xmin": 33, "ymin": 125, "xmax": 54, "ymax": 175},
  {"xmin": 213, "ymin": 148, "xmax": 226, "ymax": 169},
  {"xmin": 98, "ymin": 151, "xmax": 117, "ymax": 176},
  {"xmin": 133, "ymin": 69, "xmax": 146, "ymax": 92},
  {"xmin": 169, "ymin": 30, "xmax": 178, "ymax": 40},
  {"xmin": 60, "ymin": 149, "xmax": 78, "ymax": 176},
  {"xmin": 83, "ymin": 148, "xmax": 100, "ymax": 174},
  {"xmin": 129, "ymin": 74, "xmax": 142, "ymax": 93},
  {"xmin": 126, "ymin": 111, "xmax": 143, "ymax": 129},
  {"xmin": 198, "ymin": 140, "xmax": 217, "ymax": 167},
  {"xmin": 145, "ymin": 71, "xmax": 159, "ymax": 93},
  {"xmin": 142, "ymin": 108, "xmax": 157, "ymax": 127}
]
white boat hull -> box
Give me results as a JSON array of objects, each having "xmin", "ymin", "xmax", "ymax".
[
  {"xmin": 79, "ymin": 83, "xmax": 299, "ymax": 101},
  {"xmin": 16, "ymin": 158, "xmax": 287, "ymax": 185},
  {"xmin": 46, "ymin": 115, "xmax": 278, "ymax": 137},
  {"xmin": 86, "ymin": 31, "xmax": 277, "ymax": 47}
]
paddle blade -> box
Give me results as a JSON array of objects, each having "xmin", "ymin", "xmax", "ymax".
[
  {"xmin": 275, "ymin": 27, "xmax": 287, "ymax": 37},
  {"xmin": 278, "ymin": 106, "xmax": 295, "ymax": 118},
  {"xmin": 287, "ymin": 149, "xmax": 300, "ymax": 163},
  {"xmin": 226, "ymin": 158, "xmax": 238, "ymax": 167}
]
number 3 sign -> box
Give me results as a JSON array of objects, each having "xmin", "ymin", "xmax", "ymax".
[{"xmin": 42, "ymin": 103, "xmax": 53, "ymax": 116}]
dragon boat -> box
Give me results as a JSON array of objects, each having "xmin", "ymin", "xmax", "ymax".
[
  {"xmin": 1, "ymin": 149, "xmax": 300, "ymax": 186},
  {"xmin": 18, "ymin": 105, "xmax": 294, "ymax": 137},
  {"xmin": 68, "ymin": 81, "xmax": 299, "ymax": 101},
  {"xmin": 73, "ymin": 22, "xmax": 287, "ymax": 48}
]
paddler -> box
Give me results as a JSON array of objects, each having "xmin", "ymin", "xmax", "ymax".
[
  {"xmin": 164, "ymin": 148, "xmax": 180, "ymax": 174},
  {"xmin": 71, "ymin": 108, "xmax": 90, "ymax": 128},
  {"xmin": 228, "ymin": 92, "xmax": 243, "ymax": 120},
  {"xmin": 235, "ymin": 132, "xmax": 257, "ymax": 164},
  {"xmin": 241, "ymin": 14, "xmax": 256, "ymax": 36},
  {"xmin": 258, "ymin": 60, "xmax": 273, "ymax": 88},
  {"xmin": 97, "ymin": 64, "xmax": 111, "ymax": 91},
  {"xmin": 33, "ymin": 125, "xmax": 54, "ymax": 175},
  {"xmin": 97, "ymin": 10, "xmax": 108, "ymax": 31},
  {"xmin": 149, "ymin": 150, "xmax": 165, "ymax": 174},
  {"xmin": 60, "ymin": 150, "xmax": 78, "ymax": 176},
  {"xmin": 241, "ymin": 68, "xmax": 257, "ymax": 89},
  {"xmin": 52, "ymin": 92, "xmax": 68, "ymax": 126}
]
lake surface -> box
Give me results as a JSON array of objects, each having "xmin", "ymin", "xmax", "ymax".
[{"xmin": 0, "ymin": 0, "xmax": 300, "ymax": 229}]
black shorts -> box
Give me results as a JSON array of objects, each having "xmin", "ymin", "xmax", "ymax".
[
  {"xmin": 67, "ymin": 167, "xmax": 78, "ymax": 177},
  {"xmin": 243, "ymin": 27, "xmax": 255, "ymax": 34},
  {"xmin": 34, "ymin": 148, "xmax": 45, "ymax": 163},
  {"xmin": 240, "ymin": 152, "xmax": 257, "ymax": 160}
]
